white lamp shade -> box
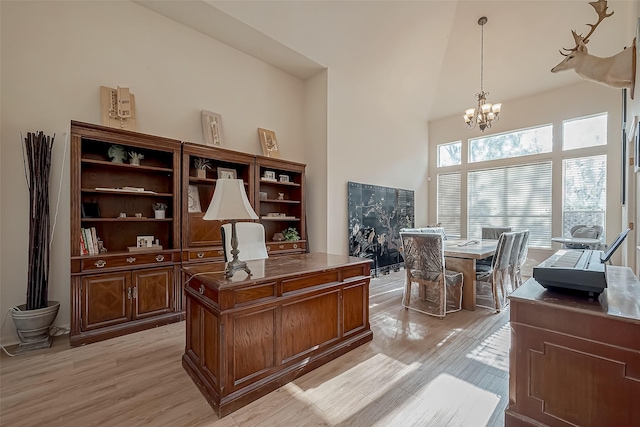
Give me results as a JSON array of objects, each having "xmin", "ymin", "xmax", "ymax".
[
  {"xmin": 492, "ymin": 103, "xmax": 502, "ymax": 113},
  {"xmin": 203, "ymin": 179, "xmax": 258, "ymax": 221}
]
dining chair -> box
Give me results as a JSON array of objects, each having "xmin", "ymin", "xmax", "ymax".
[
  {"xmin": 565, "ymin": 225, "xmax": 602, "ymax": 249},
  {"xmin": 400, "ymin": 232, "xmax": 463, "ymax": 318},
  {"xmin": 221, "ymin": 222, "xmax": 268, "ymax": 262},
  {"xmin": 514, "ymin": 230, "xmax": 530, "ymax": 289},
  {"xmin": 475, "ymin": 231, "xmax": 515, "ymax": 313},
  {"xmin": 507, "ymin": 231, "xmax": 524, "ymax": 293},
  {"xmin": 477, "ymin": 226, "xmax": 513, "ymax": 268}
]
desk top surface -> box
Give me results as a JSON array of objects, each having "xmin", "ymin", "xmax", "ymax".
[
  {"xmin": 444, "ymin": 238, "xmax": 498, "ymax": 259},
  {"xmin": 183, "ymin": 252, "xmax": 371, "ymax": 289},
  {"xmin": 511, "ymin": 266, "xmax": 640, "ymax": 323}
]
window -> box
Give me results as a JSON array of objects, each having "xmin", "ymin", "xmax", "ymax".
[
  {"xmin": 563, "ymin": 114, "xmax": 607, "ymax": 150},
  {"xmin": 437, "ymin": 173, "xmax": 461, "ymax": 237},
  {"xmin": 469, "ymin": 125, "xmax": 553, "ymax": 163},
  {"xmin": 437, "ymin": 141, "xmax": 461, "ymax": 167},
  {"xmin": 562, "ymin": 155, "xmax": 606, "ymax": 237},
  {"xmin": 468, "ymin": 162, "xmax": 552, "ymax": 247}
]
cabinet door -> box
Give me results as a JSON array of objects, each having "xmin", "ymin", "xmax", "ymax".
[
  {"xmin": 81, "ymin": 272, "xmax": 131, "ymax": 331},
  {"xmin": 132, "ymin": 267, "xmax": 174, "ymax": 319}
]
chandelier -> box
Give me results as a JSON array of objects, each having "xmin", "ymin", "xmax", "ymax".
[{"xmin": 463, "ymin": 16, "xmax": 502, "ymax": 132}]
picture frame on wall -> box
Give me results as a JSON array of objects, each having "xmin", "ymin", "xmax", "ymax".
[
  {"xmin": 258, "ymin": 128, "xmax": 280, "ymax": 158},
  {"xmin": 201, "ymin": 110, "xmax": 224, "ymax": 147}
]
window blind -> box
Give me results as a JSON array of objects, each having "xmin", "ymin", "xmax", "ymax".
[
  {"xmin": 437, "ymin": 172, "xmax": 461, "ymax": 237},
  {"xmin": 468, "ymin": 162, "xmax": 552, "ymax": 247}
]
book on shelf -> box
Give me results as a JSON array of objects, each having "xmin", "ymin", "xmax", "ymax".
[
  {"xmin": 80, "ymin": 234, "xmax": 88, "ymax": 255},
  {"xmin": 90, "ymin": 227, "xmax": 99, "ymax": 254},
  {"xmin": 82, "ymin": 228, "xmax": 94, "ymax": 255}
]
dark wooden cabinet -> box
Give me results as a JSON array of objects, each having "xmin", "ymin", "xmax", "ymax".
[
  {"xmin": 180, "ymin": 144, "xmax": 307, "ymax": 266},
  {"xmin": 255, "ymin": 156, "xmax": 306, "ymax": 254},
  {"xmin": 181, "ymin": 142, "xmax": 256, "ymax": 266},
  {"xmin": 70, "ymin": 121, "xmax": 182, "ymax": 346}
]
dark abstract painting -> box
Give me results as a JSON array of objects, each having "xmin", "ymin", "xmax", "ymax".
[{"xmin": 348, "ymin": 181, "xmax": 414, "ymax": 276}]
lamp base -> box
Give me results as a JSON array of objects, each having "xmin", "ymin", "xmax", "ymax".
[{"xmin": 224, "ymin": 258, "xmax": 252, "ymax": 279}]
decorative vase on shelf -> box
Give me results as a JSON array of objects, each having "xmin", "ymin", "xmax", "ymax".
[
  {"xmin": 154, "ymin": 210, "xmax": 166, "ymax": 219},
  {"xmin": 197, "ymin": 169, "xmax": 207, "ymax": 179}
]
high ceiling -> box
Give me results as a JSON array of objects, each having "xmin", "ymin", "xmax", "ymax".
[{"xmin": 137, "ymin": 0, "xmax": 635, "ymax": 122}]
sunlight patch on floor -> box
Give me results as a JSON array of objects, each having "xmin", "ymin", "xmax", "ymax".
[{"xmin": 466, "ymin": 323, "xmax": 510, "ymax": 372}]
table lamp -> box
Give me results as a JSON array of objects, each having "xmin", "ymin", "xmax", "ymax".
[{"xmin": 203, "ymin": 179, "xmax": 258, "ymax": 278}]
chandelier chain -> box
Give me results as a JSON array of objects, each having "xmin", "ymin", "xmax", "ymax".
[{"xmin": 480, "ymin": 20, "xmax": 484, "ymax": 93}]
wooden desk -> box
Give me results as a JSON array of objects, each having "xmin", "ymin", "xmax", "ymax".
[
  {"xmin": 182, "ymin": 253, "xmax": 373, "ymax": 417},
  {"xmin": 444, "ymin": 239, "xmax": 498, "ymax": 310},
  {"xmin": 505, "ymin": 267, "xmax": 640, "ymax": 426}
]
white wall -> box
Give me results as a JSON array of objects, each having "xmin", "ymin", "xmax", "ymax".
[
  {"xmin": 304, "ymin": 70, "xmax": 329, "ymax": 253},
  {"xmin": 0, "ymin": 1, "xmax": 305, "ymax": 343},
  {"xmin": 325, "ymin": 70, "xmax": 430, "ymax": 255},
  {"xmin": 429, "ymin": 81, "xmax": 622, "ymax": 268}
]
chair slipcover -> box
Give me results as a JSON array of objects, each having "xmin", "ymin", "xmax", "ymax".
[
  {"xmin": 221, "ymin": 222, "xmax": 268, "ymax": 262},
  {"xmin": 400, "ymin": 232, "xmax": 463, "ymax": 318},
  {"xmin": 514, "ymin": 230, "xmax": 530, "ymax": 289},
  {"xmin": 476, "ymin": 231, "xmax": 516, "ymax": 312},
  {"xmin": 478, "ymin": 227, "xmax": 513, "ymax": 268},
  {"xmin": 481, "ymin": 227, "xmax": 513, "ymax": 240}
]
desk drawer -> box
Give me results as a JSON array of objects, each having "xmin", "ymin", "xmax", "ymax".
[
  {"xmin": 267, "ymin": 241, "xmax": 305, "ymax": 254},
  {"xmin": 81, "ymin": 252, "xmax": 176, "ymax": 272},
  {"xmin": 188, "ymin": 248, "xmax": 225, "ymax": 262}
]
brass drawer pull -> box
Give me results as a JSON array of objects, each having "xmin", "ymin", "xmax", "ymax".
[
  {"xmin": 127, "ymin": 287, "xmax": 132, "ymax": 299},
  {"xmin": 279, "ymin": 245, "xmax": 285, "ymax": 249},
  {"xmin": 126, "ymin": 257, "xmax": 136, "ymax": 263},
  {"xmin": 217, "ymin": 250, "xmax": 224, "ymax": 255},
  {"xmin": 197, "ymin": 252, "xmax": 205, "ymax": 259},
  {"xmin": 199, "ymin": 284, "xmax": 205, "ymax": 295},
  {"xmin": 156, "ymin": 255, "xmax": 165, "ymax": 262},
  {"xmin": 293, "ymin": 244, "xmax": 298, "ymax": 249},
  {"xmin": 95, "ymin": 260, "xmax": 107, "ymax": 268},
  {"xmin": 266, "ymin": 246, "xmax": 271, "ymax": 252}
]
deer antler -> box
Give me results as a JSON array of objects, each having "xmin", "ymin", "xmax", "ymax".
[{"xmin": 560, "ymin": 0, "xmax": 614, "ymax": 55}]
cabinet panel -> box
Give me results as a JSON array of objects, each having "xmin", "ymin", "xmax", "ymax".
[
  {"xmin": 132, "ymin": 267, "xmax": 174, "ymax": 318},
  {"xmin": 281, "ymin": 291, "xmax": 339, "ymax": 362},
  {"xmin": 232, "ymin": 308, "xmax": 277, "ymax": 385},
  {"xmin": 81, "ymin": 272, "xmax": 131, "ymax": 331}
]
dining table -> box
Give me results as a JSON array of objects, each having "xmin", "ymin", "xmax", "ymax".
[{"xmin": 444, "ymin": 238, "xmax": 498, "ymax": 310}]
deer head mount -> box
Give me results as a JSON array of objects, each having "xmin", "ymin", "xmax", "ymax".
[{"xmin": 551, "ymin": 0, "xmax": 636, "ymax": 99}]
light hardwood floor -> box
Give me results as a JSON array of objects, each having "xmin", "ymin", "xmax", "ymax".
[{"xmin": 1, "ymin": 270, "xmax": 511, "ymax": 426}]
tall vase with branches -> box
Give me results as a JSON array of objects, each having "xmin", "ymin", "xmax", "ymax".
[
  {"xmin": 24, "ymin": 131, "xmax": 54, "ymax": 310},
  {"xmin": 11, "ymin": 131, "xmax": 60, "ymax": 354}
]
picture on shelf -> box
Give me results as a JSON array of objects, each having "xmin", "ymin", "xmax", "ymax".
[
  {"xmin": 136, "ymin": 235, "xmax": 154, "ymax": 248},
  {"xmin": 259, "ymin": 191, "xmax": 268, "ymax": 200},
  {"xmin": 279, "ymin": 174, "xmax": 290, "ymax": 183},
  {"xmin": 217, "ymin": 167, "xmax": 237, "ymax": 180},
  {"xmin": 201, "ymin": 110, "xmax": 224, "ymax": 147},
  {"xmin": 81, "ymin": 202, "xmax": 101, "ymax": 218},
  {"xmin": 258, "ymin": 128, "xmax": 280, "ymax": 158},
  {"xmin": 263, "ymin": 170, "xmax": 276, "ymax": 181},
  {"xmin": 188, "ymin": 185, "xmax": 201, "ymax": 213}
]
